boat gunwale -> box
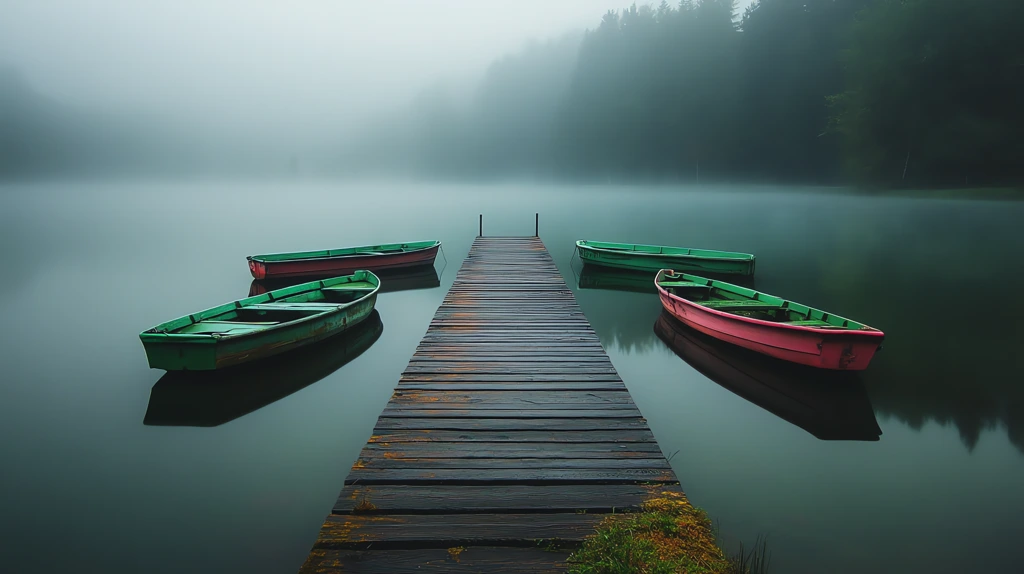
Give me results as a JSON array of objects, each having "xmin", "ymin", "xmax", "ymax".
[
  {"xmin": 654, "ymin": 269, "xmax": 884, "ymax": 337},
  {"xmin": 576, "ymin": 240, "xmax": 755, "ymax": 262},
  {"xmin": 247, "ymin": 240, "xmax": 440, "ymax": 264},
  {"xmin": 139, "ymin": 271, "xmax": 380, "ymax": 343}
]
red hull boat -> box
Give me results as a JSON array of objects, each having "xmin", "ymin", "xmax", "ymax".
[
  {"xmin": 247, "ymin": 240, "xmax": 440, "ymax": 280},
  {"xmin": 655, "ymin": 269, "xmax": 884, "ymax": 371}
]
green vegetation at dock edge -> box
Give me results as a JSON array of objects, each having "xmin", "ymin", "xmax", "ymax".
[{"xmin": 567, "ymin": 491, "xmax": 769, "ymax": 574}]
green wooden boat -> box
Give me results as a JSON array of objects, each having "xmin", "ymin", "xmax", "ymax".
[
  {"xmin": 140, "ymin": 271, "xmax": 379, "ymax": 371},
  {"xmin": 576, "ymin": 240, "xmax": 756, "ymax": 276},
  {"xmin": 143, "ymin": 310, "xmax": 383, "ymax": 426}
]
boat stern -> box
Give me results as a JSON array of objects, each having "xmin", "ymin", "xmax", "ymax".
[
  {"xmin": 817, "ymin": 333, "xmax": 885, "ymax": 371},
  {"xmin": 140, "ymin": 334, "xmax": 219, "ymax": 371},
  {"xmin": 247, "ymin": 257, "xmax": 267, "ymax": 280}
]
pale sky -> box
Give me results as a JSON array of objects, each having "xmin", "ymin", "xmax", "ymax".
[{"xmin": 0, "ymin": 0, "xmax": 758, "ymax": 140}]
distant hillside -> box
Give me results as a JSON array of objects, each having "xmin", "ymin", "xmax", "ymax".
[
  {"xmin": 0, "ymin": 68, "xmax": 324, "ymax": 179},
  {"xmin": 1, "ymin": 68, "xmax": 200, "ymax": 178}
]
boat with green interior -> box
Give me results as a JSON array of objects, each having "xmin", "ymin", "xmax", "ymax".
[
  {"xmin": 140, "ymin": 271, "xmax": 379, "ymax": 371},
  {"xmin": 576, "ymin": 240, "xmax": 755, "ymax": 275},
  {"xmin": 144, "ymin": 310, "xmax": 384, "ymax": 426}
]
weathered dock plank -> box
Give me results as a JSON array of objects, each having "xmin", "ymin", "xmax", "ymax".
[
  {"xmin": 299, "ymin": 237, "xmax": 679, "ymax": 573},
  {"xmin": 333, "ymin": 484, "xmax": 684, "ymax": 515},
  {"xmin": 305, "ymin": 547, "xmax": 569, "ymax": 573}
]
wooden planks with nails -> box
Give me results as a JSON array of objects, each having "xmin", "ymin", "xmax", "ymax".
[{"xmin": 299, "ymin": 237, "xmax": 681, "ymax": 573}]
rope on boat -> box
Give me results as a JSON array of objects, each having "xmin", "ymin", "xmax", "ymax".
[
  {"xmin": 437, "ymin": 244, "xmax": 449, "ymax": 278},
  {"xmin": 569, "ymin": 246, "xmax": 581, "ymax": 289}
]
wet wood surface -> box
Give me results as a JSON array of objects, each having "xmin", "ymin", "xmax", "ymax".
[{"xmin": 299, "ymin": 237, "xmax": 679, "ymax": 573}]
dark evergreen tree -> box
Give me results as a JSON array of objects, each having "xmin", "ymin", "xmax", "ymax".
[{"xmin": 829, "ymin": 0, "xmax": 1024, "ymax": 186}]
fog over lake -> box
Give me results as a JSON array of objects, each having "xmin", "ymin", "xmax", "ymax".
[
  {"xmin": 1, "ymin": 0, "xmax": 760, "ymax": 179},
  {"xmin": 1, "ymin": 2, "xmax": 1021, "ymax": 573}
]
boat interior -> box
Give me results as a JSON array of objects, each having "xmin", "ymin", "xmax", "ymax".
[
  {"xmin": 150, "ymin": 280, "xmax": 377, "ymax": 336},
  {"xmin": 659, "ymin": 273, "xmax": 868, "ymax": 330}
]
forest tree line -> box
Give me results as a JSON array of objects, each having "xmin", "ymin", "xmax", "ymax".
[
  {"xmin": 367, "ymin": 0, "xmax": 1024, "ymax": 187},
  {"xmin": 3, "ymin": 0, "xmax": 1021, "ymax": 185}
]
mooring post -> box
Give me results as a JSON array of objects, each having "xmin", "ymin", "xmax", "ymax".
[
  {"xmin": 535, "ymin": 213, "xmax": 539, "ymax": 237},
  {"xmin": 479, "ymin": 214, "xmax": 483, "ymax": 237}
]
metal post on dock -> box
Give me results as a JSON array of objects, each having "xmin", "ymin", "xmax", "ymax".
[
  {"xmin": 535, "ymin": 213, "xmax": 539, "ymax": 237},
  {"xmin": 479, "ymin": 214, "xmax": 483, "ymax": 237}
]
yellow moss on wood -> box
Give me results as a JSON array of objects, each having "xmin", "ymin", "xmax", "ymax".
[
  {"xmin": 353, "ymin": 497, "xmax": 377, "ymax": 513},
  {"xmin": 447, "ymin": 546, "xmax": 466, "ymax": 562},
  {"xmin": 568, "ymin": 490, "xmax": 732, "ymax": 574}
]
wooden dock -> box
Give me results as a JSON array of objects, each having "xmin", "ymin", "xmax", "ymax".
[{"xmin": 300, "ymin": 236, "xmax": 681, "ymax": 573}]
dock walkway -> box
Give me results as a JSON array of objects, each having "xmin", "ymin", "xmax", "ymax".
[{"xmin": 300, "ymin": 236, "xmax": 681, "ymax": 573}]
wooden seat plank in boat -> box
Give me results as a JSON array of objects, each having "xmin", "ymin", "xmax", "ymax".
[
  {"xmin": 245, "ymin": 303, "xmax": 342, "ymax": 312},
  {"xmin": 658, "ymin": 281, "xmax": 709, "ymax": 289},
  {"xmin": 698, "ymin": 299, "xmax": 782, "ymax": 310},
  {"xmin": 177, "ymin": 322, "xmax": 279, "ymax": 335},
  {"xmin": 781, "ymin": 320, "xmax": 846, "ymax": 329},
  {"xmin": 322, "ymin": 285, "xmax": 377, "ymax": 293}
]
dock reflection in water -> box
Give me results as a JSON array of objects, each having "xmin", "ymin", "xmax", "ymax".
[
  {"xmin": 654, "ymin": 312, "xmax": 881, "ymax": 441},
  {"xmin": 143, "ymin": 310, "xmax": 384, "ymax": 427},
  {"xmin": 249, "ymin": 264, "xmax": 440, "ymax": 297}
]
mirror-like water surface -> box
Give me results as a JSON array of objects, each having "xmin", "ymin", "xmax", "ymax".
[{"xmin": 1, "ymin": 182, "xmax": 1021, "ymax": 574}]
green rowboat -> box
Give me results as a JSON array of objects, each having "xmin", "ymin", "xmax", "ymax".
[
  {"xmin": 576, "ymin": 240, "xmax": 756, "ymax": 276},
  {"xmin": 143, "ymin": 310, "xmax": 384, "ymax": 426},
  {"xmin": 140, "ymin": 271, "xmax": 380, "ymax": 371}
]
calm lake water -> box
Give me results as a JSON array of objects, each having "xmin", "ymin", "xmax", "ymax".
[{"xmin": 1, "ymin": 182, "xmax": 1022, "ymax": 574}]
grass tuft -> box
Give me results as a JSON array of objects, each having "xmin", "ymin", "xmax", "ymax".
[
  {"xmin": 568, "ymin": 490, "xmax": 769, "ymax": 574},
  {"xmin": 728, "ymin": 535, "xmax": 771, "ymax": 574}
]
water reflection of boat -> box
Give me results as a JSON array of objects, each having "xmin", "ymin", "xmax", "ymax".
[
  {"xmin": 576, "ymin": 240, "xmax": 756, "ymax": 275},
  {"xmin": 578, "ymin": 265, "xmax": 755, "ymax": 294},
  {"xmin": 578, "ymin": 265, "xmax": 659, "ymax": 294},
  {"xmin": 143, "ymin": 310, "xmax": 383, "ymax": 427},
  {"xmin": 654, "ymin": 312, "xmax": 882, "ymax": 441},
  {"xmin": 249, "ymin": 265, "xmax": 439, "ymax": 297}
]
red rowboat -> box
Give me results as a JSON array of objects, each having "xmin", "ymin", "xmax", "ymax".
[
  {"xmin": 655, "ymin": 269, "xmax": 884, "ymax": 371},
  {"xmin": 654, "ymin": 312, "xmax": 882, "ymax": 440},
  {"xmin": 247, "ymin": 240, "xmax": 440, "ymax": 280}
]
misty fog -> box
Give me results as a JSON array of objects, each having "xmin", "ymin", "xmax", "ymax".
[
  {"xmin": 2, "ymin": 0, "xmax": 1020, "ymax": 186},
  {"xmin": 3, "ymin": 4, "xmax": 1024, "ymax": 574},
  {"xmin": 0, "ymin": 0, "xmax": 763, "ymax": 179}
]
